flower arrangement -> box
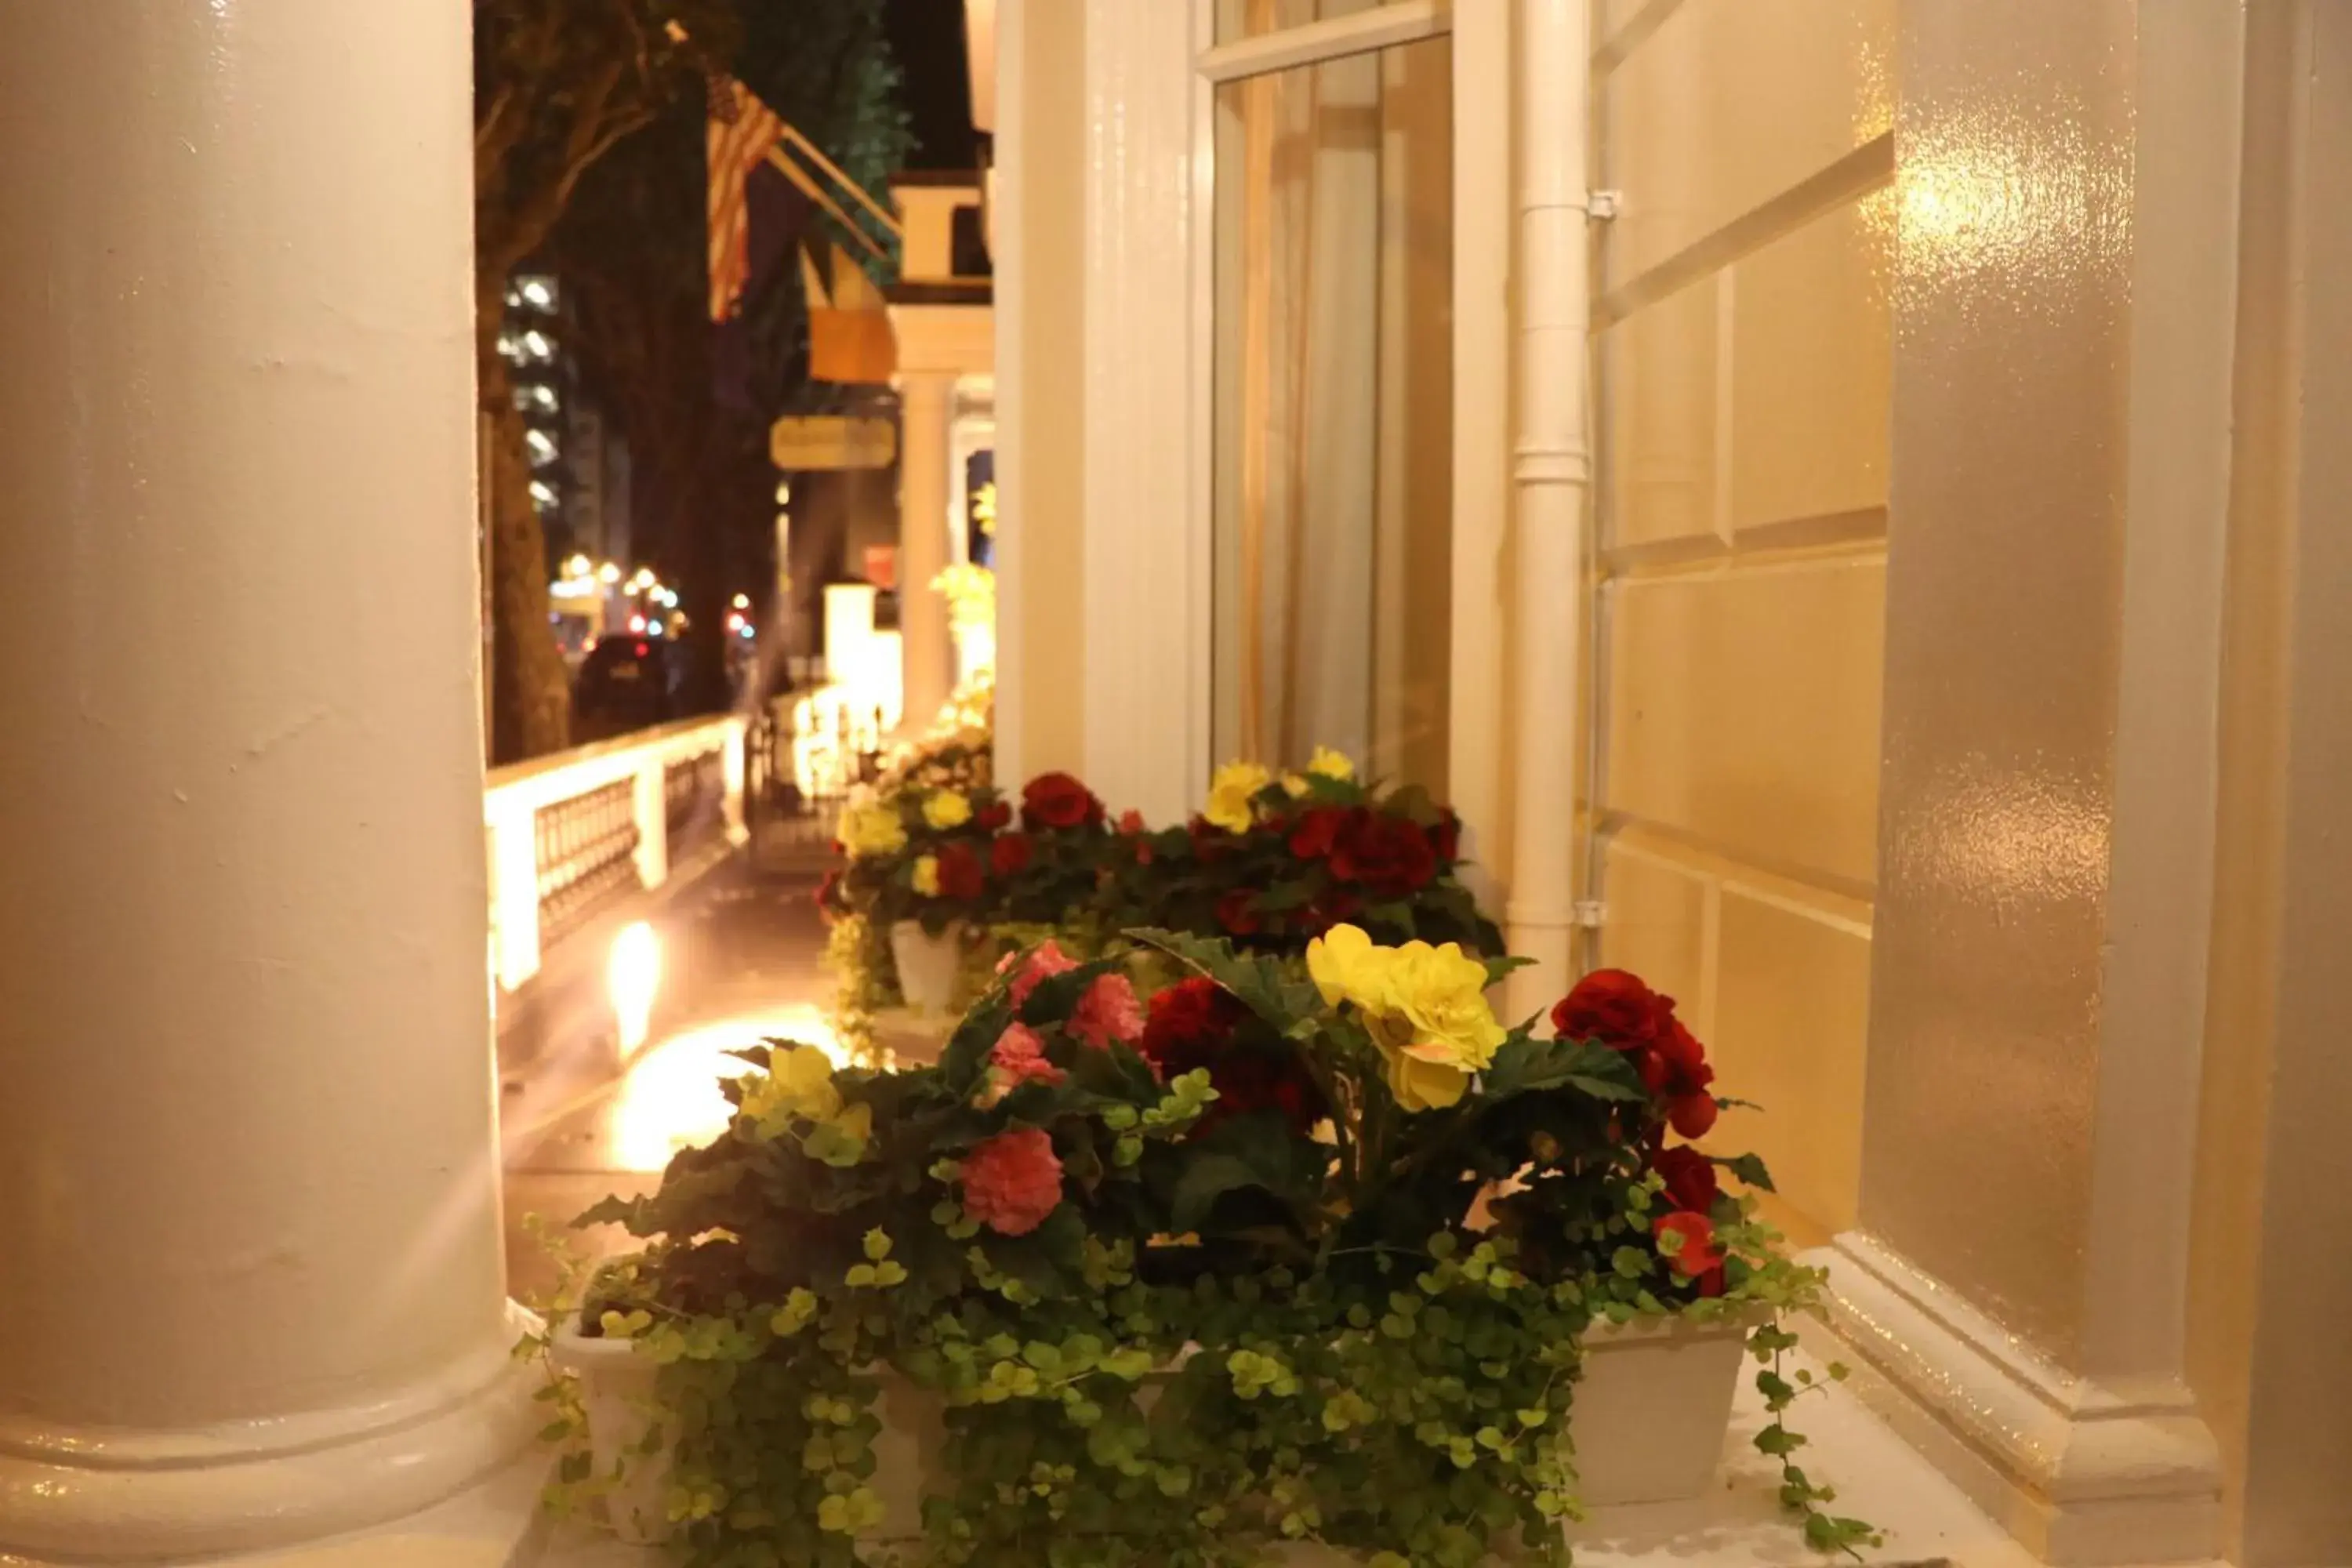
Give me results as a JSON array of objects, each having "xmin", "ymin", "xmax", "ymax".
[
  {"xmin": 1108, "ymin": 750, "xmax": 1497, "ymax": 953},
  {"xmin": 821, "ymin": 781, "xmax": 1002, "ymax": 938},
  {"xmin": 818, "ymin": 685, "xmax": 1005, "ymax": 1036},
  {"xmin": 820, "ymin": 746, "xmax": 1498, "ymax": 1051},
  {"xmin": 535, "ymin": 934, "xmax": 1877, "ymax": 1564}
]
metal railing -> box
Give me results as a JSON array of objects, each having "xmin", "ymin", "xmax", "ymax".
[{"xmin": 485, "ymin": 715, "xmax": 746, "ymax": 993}]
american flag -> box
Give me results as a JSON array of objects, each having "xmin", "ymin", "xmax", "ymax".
[{"xmin": 706, "ymin": 78, "xmax": 786, "ymax": 322}]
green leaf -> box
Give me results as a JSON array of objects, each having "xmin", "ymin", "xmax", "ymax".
[
  {"xmin": 1123, "ymin": 927, "xmax": 1319, "ymax": 1030},
  {"xmin": 1481, "ymin": 1036, "xmax": 1648, "ymax": 1103},
  {"xmin": 1171, "ymin": 1154, "xmax": 1270, "ymax": 1235},
  {"xmin": 1715, "ymin": 1152, "xmax": 1778, "ymax": 1192}
]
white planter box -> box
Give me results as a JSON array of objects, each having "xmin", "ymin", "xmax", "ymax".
[
  {"xmin": 1569, "ymin": 1312, "xmax": 1755, "ymax": 1507},
  {"xmin": 887, "ymin": 919, "xmax": 964, "ymax": 1014},
  {"xmin": 553, "ymin": 1310, "xmax": 1755, "ymax": 1547},
  {"xmin": 549, "ymin": 1330, "xmax": 671, "ymax": 1545}
]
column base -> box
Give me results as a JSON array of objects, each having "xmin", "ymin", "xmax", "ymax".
[
  {"xmin": 1803, "ymin": 1234, "xmax": 2221, "ymax": 1566},
  {"xmin": 0, "ymin": 1304, "xmax": 543, "ymax": 1564}
]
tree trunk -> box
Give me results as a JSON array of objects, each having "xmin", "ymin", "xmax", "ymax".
[{"xmin": 479, "ymin": 338, "xmax": 572, "ymax": 764}]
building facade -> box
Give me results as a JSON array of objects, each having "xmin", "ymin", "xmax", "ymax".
[{"xmin": 988, "ymin": 2, "xmax": 2352, "ymax": 1563}]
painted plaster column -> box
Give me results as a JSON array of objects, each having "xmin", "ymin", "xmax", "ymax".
[
  {"xmin": 898, "ymin": 370, "xmax": 957, "ymax": 734},
  {"xmin": 0, "ymin": 3, "xmax": 532, "ymax": 1559},
  {"xmin": 1817, "ymin": 5, "xmax": 2238, "ymax": 1562}
]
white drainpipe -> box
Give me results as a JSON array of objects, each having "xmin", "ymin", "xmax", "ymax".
[{"xmin": 1503, "ymin": 0, "xmax": 1593, "ymax": 1025}]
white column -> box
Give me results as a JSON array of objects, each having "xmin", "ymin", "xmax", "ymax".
[
  {"xmin": 898, "ymin": 370, "xmax": 957, "ymax": 733},
  {"xmin": 1503, "ymin": 0, "xmax": 1592, "ymax": 1024},
  {"xmin": 0, "ymin": 4, "xmax": 532, "ymax": 1560}
]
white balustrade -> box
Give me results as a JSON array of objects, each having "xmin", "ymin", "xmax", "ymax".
[{"xmin": 483, "ymin": 716, "xmax": 747, "ymax": 993}]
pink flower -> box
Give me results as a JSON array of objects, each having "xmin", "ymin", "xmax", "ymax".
[
  {"xmin": 989, "ymin": 1022, "xmax": 1066, "ymax": 1088},
  {"xmin": 1002, "ymin": 941, "xmax": 1080, "ymax": 1006},
  {"xmin": 960, "ymin": 1127, "xmax": 1065, "ymax": 1236},
  {"xmin": 1069, "ymin": 973, "xmax": 1145, "ymax": 1050}
]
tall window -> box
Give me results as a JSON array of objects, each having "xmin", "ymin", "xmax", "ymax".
[{"xmin": 1203, "ymin": 0, "xmax": 1454, "ymax": 791}]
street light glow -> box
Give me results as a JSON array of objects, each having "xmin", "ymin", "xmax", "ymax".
[{"xmin": 608, "ymin": 921, "xmax": 662, "ymax": 1055}]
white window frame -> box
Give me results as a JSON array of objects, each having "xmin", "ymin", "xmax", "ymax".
[{"xmin": 1066, "ymin": 0, "xmax": 1511, "ymax": 833}]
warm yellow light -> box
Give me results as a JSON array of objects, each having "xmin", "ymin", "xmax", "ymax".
[
  {"xmin": 732, "ymin": 593, "xmax": 750, "ymax": 610},
  {"xmin": 598, "ymin": 562, "xmax": 622, "ymax": 585},
  {"xmin": 608, "ymin": 1007, "xmax": 844, "ymax": 1170},
  {"xmin": 608, "ymin": 921, "xmax": 662, "ymax": 1055},
  {"xmin": 564, "ymin": 553, "xmax": 591, "ymax": 579}
]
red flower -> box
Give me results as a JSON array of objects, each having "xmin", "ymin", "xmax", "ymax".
[
  {"xmin": 960, "ymin": 1128, "xmax": 1065, "ymax": 1236},
  {"xmin": 991, "ymin": 833, "xmax": 1035, "ymax": 877},
  {"xmin": 1653, "ymin": 1210, "xmax": 1724, "ymax": 1278},
  {"xmin": 1300, "ymin": 887, "xmax": 1363, "ymax": 938},
  {"xmin": 1433, "ymin": 808, "xmax": 1463, "ymax": 863},
  {"xmin": 1189, "ymin": 816, "xmax": 1229, "ymax": 860},
  {"xmin": 1139, "ymin": 978, "xmax": 1240, "ymax": 1069},
  {"xmin": 1142, "ymin": 978, "xmax": 1323, "ymax": 1136},
  {"xmin": 1117, "ymin": 809, "xmax": 1146, "ymax": 835},
  {"xmin": 1022, "ymin": 772, "xmax": 1103, "ymax": 830},
  {"xmin": 1216, "ymin": 889, "xmax": 1262, "ymax": 936},
  {"xmin": 936, "ymin": 841, "xmax": 985, "ymax": 901},
  {"xmin": 814, "ymin": 868, "xmax": 843, "ymax": 920},
  {"xmin": 1070, "ymin": 973, "xmax": 1145, "ymax": 1049},
  {"xmin": 1329, "ymin": 810, "xmax": 1437, "ymax": 896},
  {"xmin": 1657, "ymin": 1018, "xmax": 1712, "ymax": 1089},
  {"xmin": 1002, "ymin": 941, "xmax": 1079, "ymax": 1005},
  {"xmin": 989, "ymin": 1022, "xmax": 1065, "ymax": 1089},
  {"xmin": 1668, "ymin": 1092, "xmax": 1719, "ymax": 1141},
  {"xmin": 1289, "ymin": 806, "xmax": 1349, "ymax": 861},
  {"xmin": 1633, "ymin": 1048, "xmax": 1672, "ymax": 1094},
  {"xmin": 1552, "ymin": 969, "xmax": 1668, "ymax": 1047},
  {"xmin": 1653, "ymin": 1146, "xmax": 1719, "ymax": 1214},
  {"xmin": 975, "ymin": 800, "xmax": 1013, "ymax": 831}
]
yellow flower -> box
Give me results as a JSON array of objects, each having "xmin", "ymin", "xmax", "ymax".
[
  {"xmin": 912, "ymin": 855, "xmax": 942, "ymax": 896},
  {"xmin": 923, "ymin": 789, "xmax": 973, "ymax": 829},
  {"xmin": 1385, "ymin": 1051, "xmax": 1469, "ymax": 1113},
  {"xmin": 837, "ymin": 800, "xmax": 907, "ymax": 858},
  {"xmin": 1308, "ymin": 746, "xmax": 1356, "ymax": 781},
  {"xmin": 740, "ymin": 1047, "xmax": 872, "ymax": 1164},
  {"xmin": 1205, "ymin": 760, "xmax": 1275, "ymax": 833},
  {"xmin": 1282, "ymin": 773, "xmax": 1312, "ymax": 797},
  {"xmin": 1307, "ymin": 924, "xmax": 1389, "ymax": 1011},
  {"xmin": 1305, "ymin": 924, "xmax": 1504, "ymax": 1112},
  {"xmin": 742, "ymin": 1045, "xmax": 844, "ymax": 1131}
]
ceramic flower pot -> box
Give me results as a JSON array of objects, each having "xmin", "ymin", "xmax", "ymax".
[
  {"xmin": 1568, "ymin": 1311, "xmax": 1758, "ymax": 1505},
  {"xmin": 549, "ymin": 1322, "xmax": 673, "ymax": 1545},
  {"xmin": 890, "ymin": 919, "xmax": 964, "ymax": 1013}
]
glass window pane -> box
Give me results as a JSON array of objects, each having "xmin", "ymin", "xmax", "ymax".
[
  {"xmin": 1210, "ymin": 36, "xmax": 1453, "ymax": 790},
  {"xmin": 1216, "ymin": 0, "xmax": 1417, "ymax": 44}
]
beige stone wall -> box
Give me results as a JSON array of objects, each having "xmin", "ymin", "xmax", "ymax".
[{"xmin": 1592, "ymin": 0, "xmax": 1894, "ymax": 1244}]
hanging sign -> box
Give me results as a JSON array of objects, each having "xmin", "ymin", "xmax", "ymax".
[{"xmin": 770, "ymin": 414, "xmax": 897, "ymax": 470}]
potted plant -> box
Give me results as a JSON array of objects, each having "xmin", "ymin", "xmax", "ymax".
[
  {"xmin": 824, "ymin": 779, "xmax": 1005, "ymax": 1014},
  {"xmin": 533, "ymin": 930, "xmax": 1875, "ymax": 1563},
  {"xmin": 1105, "ymin": 750, "xmax": 1498, "ymax": 956}
]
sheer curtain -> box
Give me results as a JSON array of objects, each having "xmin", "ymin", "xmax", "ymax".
[{"xmin": 1212, "ymin": 2, "xmax": 1452, "ymax": 786}]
